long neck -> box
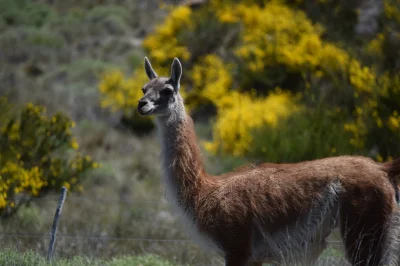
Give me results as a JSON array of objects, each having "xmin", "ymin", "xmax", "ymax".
[{"xmin": 155, "ymin": 97, "xmax": 205, "ymax": 212}]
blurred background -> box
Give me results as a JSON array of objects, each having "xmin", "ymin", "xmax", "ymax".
[{"xmin": 0, "ymin": 0, "xmax": 399, "ymax": 265}]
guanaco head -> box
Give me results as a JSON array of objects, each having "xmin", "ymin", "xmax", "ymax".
[{"xmin": 138, "ymin": 57, "xmax": 182, "ymax": 117}]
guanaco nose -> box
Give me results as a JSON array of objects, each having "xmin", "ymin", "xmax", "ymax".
[{"xmin": 138, "ymin": 99, "xmax": 149, "ymax": 109}]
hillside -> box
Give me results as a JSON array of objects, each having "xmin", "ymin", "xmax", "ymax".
[{"xmin": 0, "ymin": 0, "xmax": 399, "ymax": 265}]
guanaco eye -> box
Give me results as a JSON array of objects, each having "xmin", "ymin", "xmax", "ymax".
[{"xmin": 161, "ymin": 88, "xmax": 174, "ymax": 95}]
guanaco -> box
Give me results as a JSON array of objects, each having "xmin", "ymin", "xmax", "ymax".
[{"xmin": 138, "ymin": 57, "xmax": 400, "ymax": 266}]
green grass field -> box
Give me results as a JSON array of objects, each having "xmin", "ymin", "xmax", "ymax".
[
  {"xmin": 0, "ymin": 250, "xmax": 181, "ymax": 266},
  {"xmin": 0, "ymin": 247, "xmax": 350, "ymax": 266}
]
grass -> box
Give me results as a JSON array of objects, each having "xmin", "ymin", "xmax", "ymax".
[
  {"xmin": 0, "ymin": 249, "xmax": 181, "ymax": 266},
  {"xmin": 0, "ymin": 247, "xmax": 349, "ymax": 266}
]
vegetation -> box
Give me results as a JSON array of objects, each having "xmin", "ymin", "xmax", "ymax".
[
  {"xmin": 249, "ymin": 108, "xmax": 359, "ymax": 162},
  {"xmin": 99, "ymin": 68, "xmax": 154, "ymax": 133},
  {"xmin": 1, "ymin": 0, "xmax": 399, "ymax": 265},
  {"xmin": 0, "ymin": 250, "xmax": 181, "ymax": 266},
  {"xmin": 100, "ymin": 0, "xmax": 400, "ymax": 162},
  {"xmin": 0, "ymin": 98, "xmax": 97, "ymax": 217}
]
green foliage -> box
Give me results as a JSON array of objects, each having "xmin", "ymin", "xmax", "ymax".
[
  {"xmin": 51, "ymin": 7, "xmax": 85, "ymax": 26},
  {"xmin": 86, "ymin": 5, "xmax": 130, "ymax": 23},
  {"xmin": 127, "ymin": 51, "xmax": 144, "ymax": 69},
  {"xmin": 14, "ymin": 204, "xmax": 44, "ymax": 230},
  {"xmin": 0, "ymin": 98, "xmax": 98, "ymax": 217},
  {"xmin": 366, "ymin": 0, "xmax": 400, "ymax": 72},
  {"xmin": 249, "ymin": 108, "xmax": 359, "ymax": 163},
  {"xmin": 85, "ymin": 5, "xmax": 130, "ymax": 36},
  {"xmin": 0, "ymin": 0, "xmax": 57, "ymax": 28},
  {"xmin": 0, "ymin": 27, "xmax": 64, "ymax": 48},
  {"xmin": 0, "ymin": 250, "xmax": 43, "ymax": 266},
  {"xmin": 0, "ymin": 27, "xmax": 66, "ymax": 65},
  {"xmin": 287, "ymin": 0, "xmax": 360, "ymax": 41},
  {"xmin": 0, "ymin": 250, "xmax": 182, "ymax": 266},
  {"xmin": 25, "ymin": 28, "xmax": 65, "ymax": 49},
  {"xmin": 57, "ymin": 59, "xmax": 116, "ymax": 83}
]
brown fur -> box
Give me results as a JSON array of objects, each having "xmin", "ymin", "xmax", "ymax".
[
  {"xmin": 169, "ymin": 117, "xmax": 399, "ymax": 266},
  {"xmin": 384, "ymin": 157, "xmax": 400, "ymax": 193}
]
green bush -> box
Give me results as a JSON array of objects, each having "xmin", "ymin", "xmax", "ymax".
[
  {"xmin": 85, "ymin": 5, "xmax": 130, "ymax": 36},
  {"xmin": 249, "ymin": 108, "xmax": 360, "ymax": 163},
  {"xmin": 287, "ymin": 0, "xmax": 360, "ymax": 41},
  {"xmin": 0, "ymin": 0, "xmax": 56, "ymax": 28},
  {"xmin": 0, "ymin": 27, "xmax": 65, "ymax": 64},
  {"xmin": 86, "ymin": 5, "xmax": 130, "ymax": 23},
  {"xmin": 26, "ymin": 28, "xmax": 65, "ymax": 49}
]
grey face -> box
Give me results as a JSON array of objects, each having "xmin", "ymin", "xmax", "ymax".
[{"xmin": 138, "ymin": 57, "xmax": 182, "ymax": 117}]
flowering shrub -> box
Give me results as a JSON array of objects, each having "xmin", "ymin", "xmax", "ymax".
[
  {"xmin": 187, "ymin": 55, "xmax": 233, "ymax": 109},
  {"xmin": 143, "ymin": 6, "xmax": 193, "ymax": 65},
  {"xmin": 204, "ymin": 90, "xmax": 300, "ymax": 156},
  {"xmin": 0, "ymin": 98, "xmax": 97, "ymax": 217},
  {"xmin": 341, "ymin": 0, "xmax": 400, "ymax": 159},
  {"xmin": 99, "ymin": 69, "xmax": 147, "ymax": 113},
  {"xmin": 384, "ymin": 0, "xmax": 400, "ymax": 25},
  {"xmin": 98, "ymin": 68, "xmax": 154, "ymax": 133},
  {"xmin": 99, "ymin": 0, "xmax": 400, "ymax": 161},
  {"xmin": 142, "ymin": 1, "xmax": 379, "ymax": 155}
]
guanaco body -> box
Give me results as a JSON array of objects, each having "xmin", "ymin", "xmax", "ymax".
[{"xmin": 138, "ymin": 57, "xmax": 400, "ymax": 266}]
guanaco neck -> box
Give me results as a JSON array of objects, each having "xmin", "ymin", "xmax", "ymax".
[{"xmin": 155, "ymin": 96, "xmax": 205, "ymax": 213}]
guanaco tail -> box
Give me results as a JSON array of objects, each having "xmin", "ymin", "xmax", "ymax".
[{"xmin": 138, "ymin": 57, "xmax": 400, "ymax": 266}]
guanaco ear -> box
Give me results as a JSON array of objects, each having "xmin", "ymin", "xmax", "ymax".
[
  {"xmin": 144, "ymin": 57, "xmax": 158, "ymax": 80},
  {"xmin": 169, "ymin": 58, "xmax": 182, "ymax": 91}
]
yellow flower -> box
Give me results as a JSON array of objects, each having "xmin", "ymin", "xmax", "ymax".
[
  {"xmin": 348, "ymin": 60, "xmax": 376, "ymax": 94},
  {"xmin": 70, "ymin": 139, "xmax": 79, "ymax": 150},
  {"xmin": 62, "ymin": 182, "xmax": 71, "ymax": 190},
  {"xmin": 143, "ymin": 6, "xmax": 192, "ymax": 64},
  {"xmin": 384, "ymin": 0, "xmax": 400, "ymax": 24},
  {"xmin": 206, "ymin": 90, "xmax": 300, "ymax": 156},
  {"xmin": 0, "ymin": 195, "xmax": 6, "ymax": 209},
  {"xmin": 188, "ymin": 55, "xmax": 233, "ymax": 109},
  {"xmin": 388, "ymin": 115, "xmax": 400, "ymax": 131}
]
